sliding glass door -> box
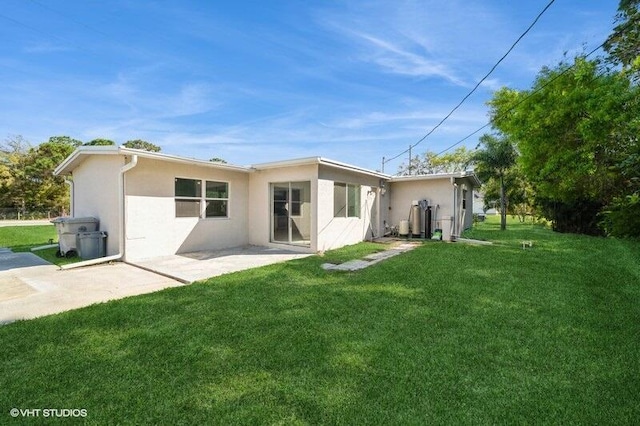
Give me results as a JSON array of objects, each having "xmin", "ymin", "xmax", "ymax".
[{"xmin": 271, "ymin": 182, "xmax": 311, "ymax": 247}]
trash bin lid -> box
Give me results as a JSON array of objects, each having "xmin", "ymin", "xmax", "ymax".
[{"xmin": 51, "ymin": 216, "xmax": 99, "ymax": 224}]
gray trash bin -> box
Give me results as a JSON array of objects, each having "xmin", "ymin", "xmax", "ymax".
[
  {"xmin": 76, "ymin": 231, "xmax": 107, "ymax": 260},
  {"xmin": 51, "ymin": 217, "xmax": 100, "ymax": 256}
]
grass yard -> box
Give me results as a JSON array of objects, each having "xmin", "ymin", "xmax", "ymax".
[
  {"xmin": 0, "ymin": 225, "xmax": 56, "ymax": 251},
  {"xmin": 1, "ymin": 217, "xmax": 639, "ymax": 424},
  {"xmin": 0, "ymin": 224, "xmax": 80, "ymax": 266}
]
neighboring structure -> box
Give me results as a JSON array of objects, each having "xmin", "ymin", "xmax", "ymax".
[{"xmin": 54, "ymin": 146, "xmax": 480, "ymax": 261}]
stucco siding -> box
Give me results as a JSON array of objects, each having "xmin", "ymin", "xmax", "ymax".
[
  {"xmin": 248, "ymin": 164, "xmax": 317, "ymax": 251},
  {"xmin": 316, "ymin": 165, "xmax": 379, "ymax": 251},
  {"xmin": 388, "ymin": 178, "xmax": 454, "ymax": 238},
  {"xmin": 71, "ymin": 155, "xmax": 123, "ymax": 255},
  {"xmin": 124, "ymin": 157, "xmax": 250, "ymax": 261}
]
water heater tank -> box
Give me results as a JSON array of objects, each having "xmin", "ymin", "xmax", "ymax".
[
  {"xmin": 399, "ymin": 220, "xmax": 410, "ymax": 236},
  {"xmin": 411, "ymin": 205, "xmax": 421, "ymax": 236}
]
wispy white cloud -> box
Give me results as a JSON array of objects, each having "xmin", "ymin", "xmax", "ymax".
[{"xmin": 345, "ymin": 30, "xmax": 465, "ymax": 84}]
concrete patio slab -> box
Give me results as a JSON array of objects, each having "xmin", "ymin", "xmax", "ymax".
[
  {"xmin": 131, "ymin": 245, "xmax": 312, "ymax": 283},
  {"xmin": 0, "ymin": 262, "xmax": 183, "ymax": 325}
]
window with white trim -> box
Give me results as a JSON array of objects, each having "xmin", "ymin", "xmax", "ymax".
[
  {"xmin": 175, "ymin": 178, "xmax": 201, "ymax": 217},
  {"xmin": 333, "ymin": 182, "xmax": 361, "ymax": 218},
  {"xmin": 175, "ymin": 178, "xmax": 229, "ymax": 218},
  {"xmin": 205, "ymin": 181, "xmax": 229, "ymax": 218}
]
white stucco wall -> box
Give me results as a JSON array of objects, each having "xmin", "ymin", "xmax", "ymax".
[
  {"xmin": 389, "ymin": 176, "xmax": 476, "ymax": 240},
  {"xmin": 388, "ymin": 178, "xmax": 454, "ymax": 239},
  {"xmin": 248, "ymin": 164, "xmax": 318, "ymax": 251},
  {"xmin": 70, "ymin": 155, "xmax": 123, "ymax": 256},
  {"xmin": 316, "ymin": 165, "xmax": 379, "ymax": 252},
  {"xmin": 123, "ymin": 157, "xmax": 250, "ymax": 261}
]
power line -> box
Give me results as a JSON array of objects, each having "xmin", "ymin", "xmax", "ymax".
[
  {"xmin": 383, "ymin": 0, "xmax": 556, "ymax": 167},
  {"xmin": 432, "ymin": 38, "xmax": 613, "ymax": 159}
]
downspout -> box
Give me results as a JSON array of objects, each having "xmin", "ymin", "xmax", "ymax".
[
  {"xmin": 64, "ymin": 177, "xmax": 74, "ymax": 217},
  {"xmin": 61, "ymin": 155, "xmax": 139, "ymax": 270},
  {"xmin": 451, "ymin": 177, "xmax": 458, "ymax": 240}
]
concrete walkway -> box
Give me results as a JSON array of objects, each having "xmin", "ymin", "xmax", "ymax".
[
  {"xmin": 322, "ymin": 242, "xmax": 420, "ymax": 271},
  {"xmin": 0, "ymin": 245, "xmax": 310, "ymax": 324},
  {"xmin": 131, "ymin": 245, "xmax": 312, "ymax": 283},
  {"xmin": 0, "ymin": 255, "xmax": 182, "ymax": 325}
]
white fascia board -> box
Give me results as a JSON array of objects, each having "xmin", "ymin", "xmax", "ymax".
[
  {"xmin": 53, "ymin": 145, "xmax": 120, "ymax": 176},
  {"xmin": 117, "ymin": 147, "xmax": 252, "ymax": 173},
  {"xmin": 390, "ymin": 171, "xmax": 481, "ymax": 187},
  {"xmin": 252, "ymin": 156, "xmax": 390, "ymax": 180},
  {"xmin": 54, "ymin": 145, "xmax": 253, "ymax": 176}
]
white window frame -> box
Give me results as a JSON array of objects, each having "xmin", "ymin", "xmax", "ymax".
[
  {"xmin": 334, "ymin": 182, "xmax": 361, "ymax": 218},
  {"xmin": 175, "ymin": 177, "xmax": 202, "ymax": 218},
  {"xmin": 204, "ymin": 180, "xmax": 230, "ymax": 219},
  {"xmin": 175, "ymin": 177, "xmax": 230, "ymax": 219}
]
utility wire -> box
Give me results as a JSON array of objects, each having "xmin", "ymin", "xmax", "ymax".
[
  {"xmin": 432, "ymin": 37, "xmax": 616, "ymax": 159},
  {"xmin": 384, "ymin": 0, "xmax": 556, "ymax": 166}
]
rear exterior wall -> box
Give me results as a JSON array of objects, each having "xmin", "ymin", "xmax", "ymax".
[
  {"xmin": 71, "ymin": 155, "xmax": 123, "ymax": 256},
  {"xmin": 316, "ymin": 165, "xmax": 380, "ymax": 252},
  {"xmin": 124, "ymin": 157, "xmax": 250, "ymax": 261}
]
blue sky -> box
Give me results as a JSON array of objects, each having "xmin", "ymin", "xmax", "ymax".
[{"xmin": 0, "ymin": 0, "xmax": 620, "ymax": 172}]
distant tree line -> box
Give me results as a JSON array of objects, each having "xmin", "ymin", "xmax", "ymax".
[{"xmin": 0, "ymin": 136, "xmax": 162, "ymax": 217}]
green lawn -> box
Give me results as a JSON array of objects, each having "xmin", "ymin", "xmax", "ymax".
[
  {"xmin": 1, "ymin": 218, "xmax": 639, "ymax": 424},
  {"xmin": 0, "ymin": 224, "xmax": 80, "ymax": 266},
  {"xmin": 0, "ymin": 225, "xmax": 56, "ymax": 251}
]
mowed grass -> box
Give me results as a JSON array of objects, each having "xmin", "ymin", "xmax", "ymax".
[
  {"xmin": 0, "ymin": 225, "xmax": 80, "ymax": 266},
  {"xmin": 1, "ymin": 217, "xmax": 639, "ymax": 424},
  {"xmin": 0, "ymin": 225, "xmax": 56, "ymax": 251}
]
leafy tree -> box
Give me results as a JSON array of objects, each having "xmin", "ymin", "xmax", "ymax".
[
  {"xmin": 488, "ymin": 56, "xmax": 639, "ymax": 234},
  {"xmin": 47, "ymin": 136, "xmax": 83, "ymax": 147},
  {"xmin": 397, "ymin": 146, "xmax": 473, "ymax": 175},
  {"xmin": 0, "ymin": 135, "xmax": 31, "ymax": 208},
  {"xmin": 123, "ymin": 139, "xmax": 161, "ymax": 152},
  {"xmin": 84, "ymin": 138, "xmax": 115, "ymax": 146},
  {"xmin": 604, "ymin": 0, "xmax": 640, "ymax": 81},
  {"xmin": 472, "ymin": 133, "xmax": 517, "ymax": 231},
  {"xmin": 2, "ymin": 136, "xmax": 79, "ymax": 215},
  {"xmin": 481, "ymin": 163, "xmax": 534, "ymax": 223},
  {"xmin": 209, "ymin": 157, "xmax": 227, "ymax": 163}
]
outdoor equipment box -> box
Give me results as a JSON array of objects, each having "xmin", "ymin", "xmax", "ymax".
[{"xmin": 76, "ymin": 231, "xmax": 107, "ymax": 260}]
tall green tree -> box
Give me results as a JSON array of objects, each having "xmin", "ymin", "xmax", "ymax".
[
  {"xmin": 84, "ymin": 138, "xmax": 115, "ymax": 146},
  {"xmin": 0, "ymin": 135, "xmax": 31, "ymax": 209},
  {"xmin": 397, "ymin": 147, "xmax": 473, "ymax": 176},
  {"xmin": 481, "ymin": 163, "xmax": 534, "ymax": 223},
  {"xmin": 123, "ymin": 139, "xmax": 161, "ymax": 152},
  {"xmin": 472, "ymin": 133, "xmax": 517, "ymax": 231},
  {"xmin": 604, "ymin": 0, "xmax": 640, "ymax": 81},
  {"xmin": 488, "ymin": 57, "xmax": 639, "ymax": 234}
]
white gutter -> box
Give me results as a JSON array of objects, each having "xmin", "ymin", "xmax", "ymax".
[
  {"xmin": 61, "ymin": 155, "xmax": 139, "ymax": 270},
  {"xmin": 452, "ymin": 177, "xmax": 458, "ymax": 239},
  {"xmin": 64, "ymin": 178, "xmax": 74, "ymax": 217}
]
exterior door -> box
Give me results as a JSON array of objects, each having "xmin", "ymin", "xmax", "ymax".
[{"xmin": 270, "ymin": 182, "xmax": 311, "ymax": 246}]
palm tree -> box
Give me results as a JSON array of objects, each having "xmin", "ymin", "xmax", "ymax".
[{"xmin": 473, "ymin": 133, "xmax": 518, "ymax": 230}]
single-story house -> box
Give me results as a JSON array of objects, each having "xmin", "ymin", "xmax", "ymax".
[{"xmin": 54, "ymin": 146, "xmax": 480, "ymax": 262}]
